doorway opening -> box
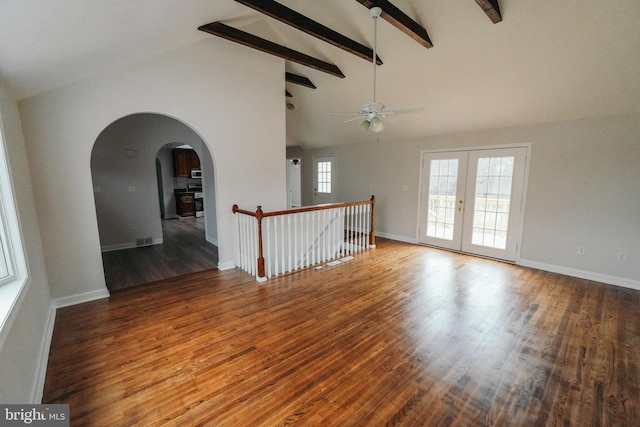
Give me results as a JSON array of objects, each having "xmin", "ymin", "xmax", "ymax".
[
  {"xmin": 287, "ymin": 158, "xmax": 302, "ymax": 208},
  {"xmin": 91, "ymin": 113, "xmax": 219, "ymax": 291},
  {"xmin": 313, "ymin": 155, "xmax": 337, "ymax": 205}
]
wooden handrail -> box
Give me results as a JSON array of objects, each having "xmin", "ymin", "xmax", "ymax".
[
  {"xmin": 233, "ymin": 196, "xmax": 375, "ymax": 218},
  {"xmin": 233, "ymin": 196, "xmax": 376, "ymax": 279}
]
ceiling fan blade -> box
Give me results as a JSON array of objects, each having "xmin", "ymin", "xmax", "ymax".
[
  {"xmin": 344, "ymin": 116, "xmax": 366, "ymax": 123},
  {"xmin": 381, "ymin": 107, "xmax": 424, "ymax": 116},
  {"xmin": 326, "ymin": 111, "xmax": 364, "ymax": 116}
]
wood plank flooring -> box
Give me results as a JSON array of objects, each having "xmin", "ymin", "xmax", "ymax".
[
  {"xmin": 101, "ymin": 217, "xmax": 218, "ymax": 291},
  {"xmin": 44, "ymin": 238, "xmax": 640, "ymax": 426}
]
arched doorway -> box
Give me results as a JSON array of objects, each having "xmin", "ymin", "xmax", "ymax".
[{"xmin": 90, "ymin": 113, "xmax": 219, "ymax": 290}]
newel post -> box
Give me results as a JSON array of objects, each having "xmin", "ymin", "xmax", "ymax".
[
  {"xmin": 369, "ymin": 195, "xmax": 376, "ymax": 248},
  {"xmin": 255, "ymin": 206, "xmax": 266, "ymax": 281}
]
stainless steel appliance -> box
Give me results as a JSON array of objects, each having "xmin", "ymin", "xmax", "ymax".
[{"xmin": 188, "ymin": 183, "xmax": 204, "ymax": 218}]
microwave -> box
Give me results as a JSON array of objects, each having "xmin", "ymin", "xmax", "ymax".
[{"xmin": 191, "ymin": 169, "xmax": 202, "ymax": 178}]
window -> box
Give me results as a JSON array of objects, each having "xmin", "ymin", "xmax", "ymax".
[
  {"xmin": 317, "ymin": 161, "xmax": 332, "ymax": 194},
  {"xmin": 0, "ymin": 113, "xmax": 28, "ymax": 348},
  {"xmin": 0, "ymin": 203, "xmax": 12, "ymax": 282},
  {"xmin": 0, "ymin": 128, "xmax": 18, "ymax": 287}
]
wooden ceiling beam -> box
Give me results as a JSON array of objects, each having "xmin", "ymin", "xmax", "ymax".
[
  {"xmin": 198, "ymin": 22, "xmax": 346, "ymax": 78},
  {"xmin": 285, "ymin": 72, "xmax": 316, "ymax": 89},
  {"xmin": 235, "ymin": 0, "xmax": 382, "ymax": 65},
  {"xmin": 355, "ymin": 0, "xmax": 433, "ymax": 49},
  {"xmin": 475, "ymin": 0, "xmax": 502, "ymax": 24}
]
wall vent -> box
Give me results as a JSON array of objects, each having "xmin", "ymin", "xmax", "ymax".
[{"xmin": 136, "ymin": 237, "xmax": 153, "ymax": 247}]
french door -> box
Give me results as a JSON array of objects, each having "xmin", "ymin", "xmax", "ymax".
[{"xmin": 418, "ymin": 147, "xmax": 528, "ymax": 261}]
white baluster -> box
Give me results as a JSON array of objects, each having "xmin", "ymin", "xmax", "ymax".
[
  {"xmin": 321, "ymin": 209, "xmax": 327, "ymax": 262},
  {"xmin": 360, "ymin": 205, "xmax": 366, "ymax": 251},
  {"xmin": 245, "ymin": 215, "xmax": 252, "ymax": 275},
  {"xmin": 252, "ymin": 216, "xmax": 258, "ymax": 276},
  {"xmin": 265, "ymin": 217, "xmax": 271, "ymax": 278},
  {"xmin": 353, "ymin": 205, "xmax": 358, "ymax": 252},
  {"xmin": 273, "ymin": 217, "xmax": 279, "ymax": 276},
  {"xmin": 330, "ymin": 208, "xmax": 337, "ymax": 259},
  {"xmin": 280, "ymin": 215, "xmax": 285, "ymax": 275},
  {"xmin": 340, "ymin": 207, "xmax": 346, "ymax": 255},
  {"xmin": 311, "ymin": 211, "xmax": 320, "ymax": 265},
  {"xmin": 287, "ymin": 214, "xmax": 292, "ymax": 274},
  {"xmin": 346, "ymin": 206, "xmax": 352, "ymax": 255},
  {"xmin": 365, "ymin": 204, "xmax": 370, "ymax": 250},
  {"xmin": 357, "ymin": 204, "xmax": 363, "ymax": 251},
  {"xmin": 304, "ymin": 212, "xmax": 311, "ymax": 267},
  {"xmin": 292, "ymin": 214, "xmax": 297, "ymax": 271},
  {"xmin": 243, "ymin": 215, "xmax": 250, "ymax": 273}
]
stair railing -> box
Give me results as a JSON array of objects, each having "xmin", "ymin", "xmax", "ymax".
[{"xmin": 233, "ymin": 196, "xmax": 376, "ymax": 282}]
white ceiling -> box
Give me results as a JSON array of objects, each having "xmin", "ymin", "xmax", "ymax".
[{"xmin": 1, "ymin": 0, "xmax": 638, "ymax": 149}]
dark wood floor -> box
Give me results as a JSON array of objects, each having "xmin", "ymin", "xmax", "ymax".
[
  {"xmin": 101, "ymin": 217, "xmax": 218, "ymax": 291},
  {"xmin": 45, "ymin": 239, "xmax": 639, "ymax": 426}
]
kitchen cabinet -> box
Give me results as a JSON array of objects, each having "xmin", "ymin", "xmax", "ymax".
[
  {"xmin": 189, "ymin": 151, "xmax": 200, "ymax": 170},
  {"xmin": 176, "ymin": 192, "xmax": 195, "ymax": 216},
  {"xmin": 173, "ymin": 149, "xmax": 200, "ymax": 177}
]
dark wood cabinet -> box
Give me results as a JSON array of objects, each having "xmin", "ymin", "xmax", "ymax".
[
  {"xmin": 189, "ymin": 151, "xmax": 200, "ymax": 170},
  {"xmin": 176, "ymin": 192, "xmax": 195, "ymax": 216},
  {"xmin": 173, "ymin": 149, "xmax": 200, "ymax": 177}
]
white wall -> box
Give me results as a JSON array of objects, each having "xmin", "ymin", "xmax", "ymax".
[
  {"xmin": 300, "ymin": 113, "xmax": 640, "ymax": 288},
  {"xmin": 201, "ymin": 144, "xmax": 218, "ymax": 246},
  {"xmin": 19, "ymin": 38, "xmax": 287, "ymax": 301},
  {"xmin": 0, "ymin": 81, "xmax": 54, "ymax": 403},
  {"xmin": 157, "ymin": 146, "xmax": 178, "ymax": 219}
]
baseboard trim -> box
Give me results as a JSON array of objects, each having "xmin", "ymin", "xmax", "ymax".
[
  {"xmin": 101, "ymin": 238, "xmax": 163, "ymax": 253},
  {"xmin": 53, "ymin": 288, "xmax": 111, "ymax": 309},
  {"xmin": 206, "ymin": 235, "xmax": 218, "ymax": 246},
  {"xmin": 31, "ymin": 303, "xmax": 57, "ymax": 403},
  {"xmin": 375, "ymin": 232, "xmax": 417, "ymax": 245},
  {"xmin": 518, "ymin": 259, "xmax": 640, "ymax": 291},
  {"xmin": 101, "ymin": 242, "xmax": 136, "ymax": 252},
  {"xmin": 217, "ymin": 260, "xmax": 236, "ymax": 271}
]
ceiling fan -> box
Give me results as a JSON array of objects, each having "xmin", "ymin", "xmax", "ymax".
[{"xmin": 328, "ymin": 6, "xmax": 423, "ymax": 132}]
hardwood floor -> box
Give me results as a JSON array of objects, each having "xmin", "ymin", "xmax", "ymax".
[
  {"xmin": 101, "ymin": 217, "xmax": 218, "ymax": 291},
  {"xmin": 44, "ymin": 239, "xmax": 639, "ymax": 426}
]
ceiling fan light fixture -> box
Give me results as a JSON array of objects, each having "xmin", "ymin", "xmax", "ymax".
[
  {"xmin": 360, "ymin": 117, "xmax": 385, "ymax": 133},
  {"xmin": 370, "ymin": 117, "xmax": 385, "ymax": 132}
]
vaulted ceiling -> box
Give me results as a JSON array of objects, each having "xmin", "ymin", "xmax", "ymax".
[{"xmin": 1, "ymin": 1, "xmax": 638, "ymax": 149}]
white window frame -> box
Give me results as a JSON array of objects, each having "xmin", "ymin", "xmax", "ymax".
[{"xmin": 0, "ymin": 116, "xmax": 29, "ymax": 351}]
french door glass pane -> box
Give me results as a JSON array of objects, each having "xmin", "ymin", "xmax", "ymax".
[
  {"xmin": 427, "ymin": 159, "xmax": 458, "ymax": 240},
  {"xmin": 472, "ymin": 157, "xmax": 514, "ymax": 249}
]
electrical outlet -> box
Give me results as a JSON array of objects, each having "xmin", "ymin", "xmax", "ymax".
[
  {"xmin": 132, "ymin": 226, "xmax": 137, "ymax": 233},
  {"xmin": 617, "ymin": 252, "xmax": 627, "ymax": 262},
  {"xmin": 577, "ymin": 246, "xmax": 585, "ymax": 255}
]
